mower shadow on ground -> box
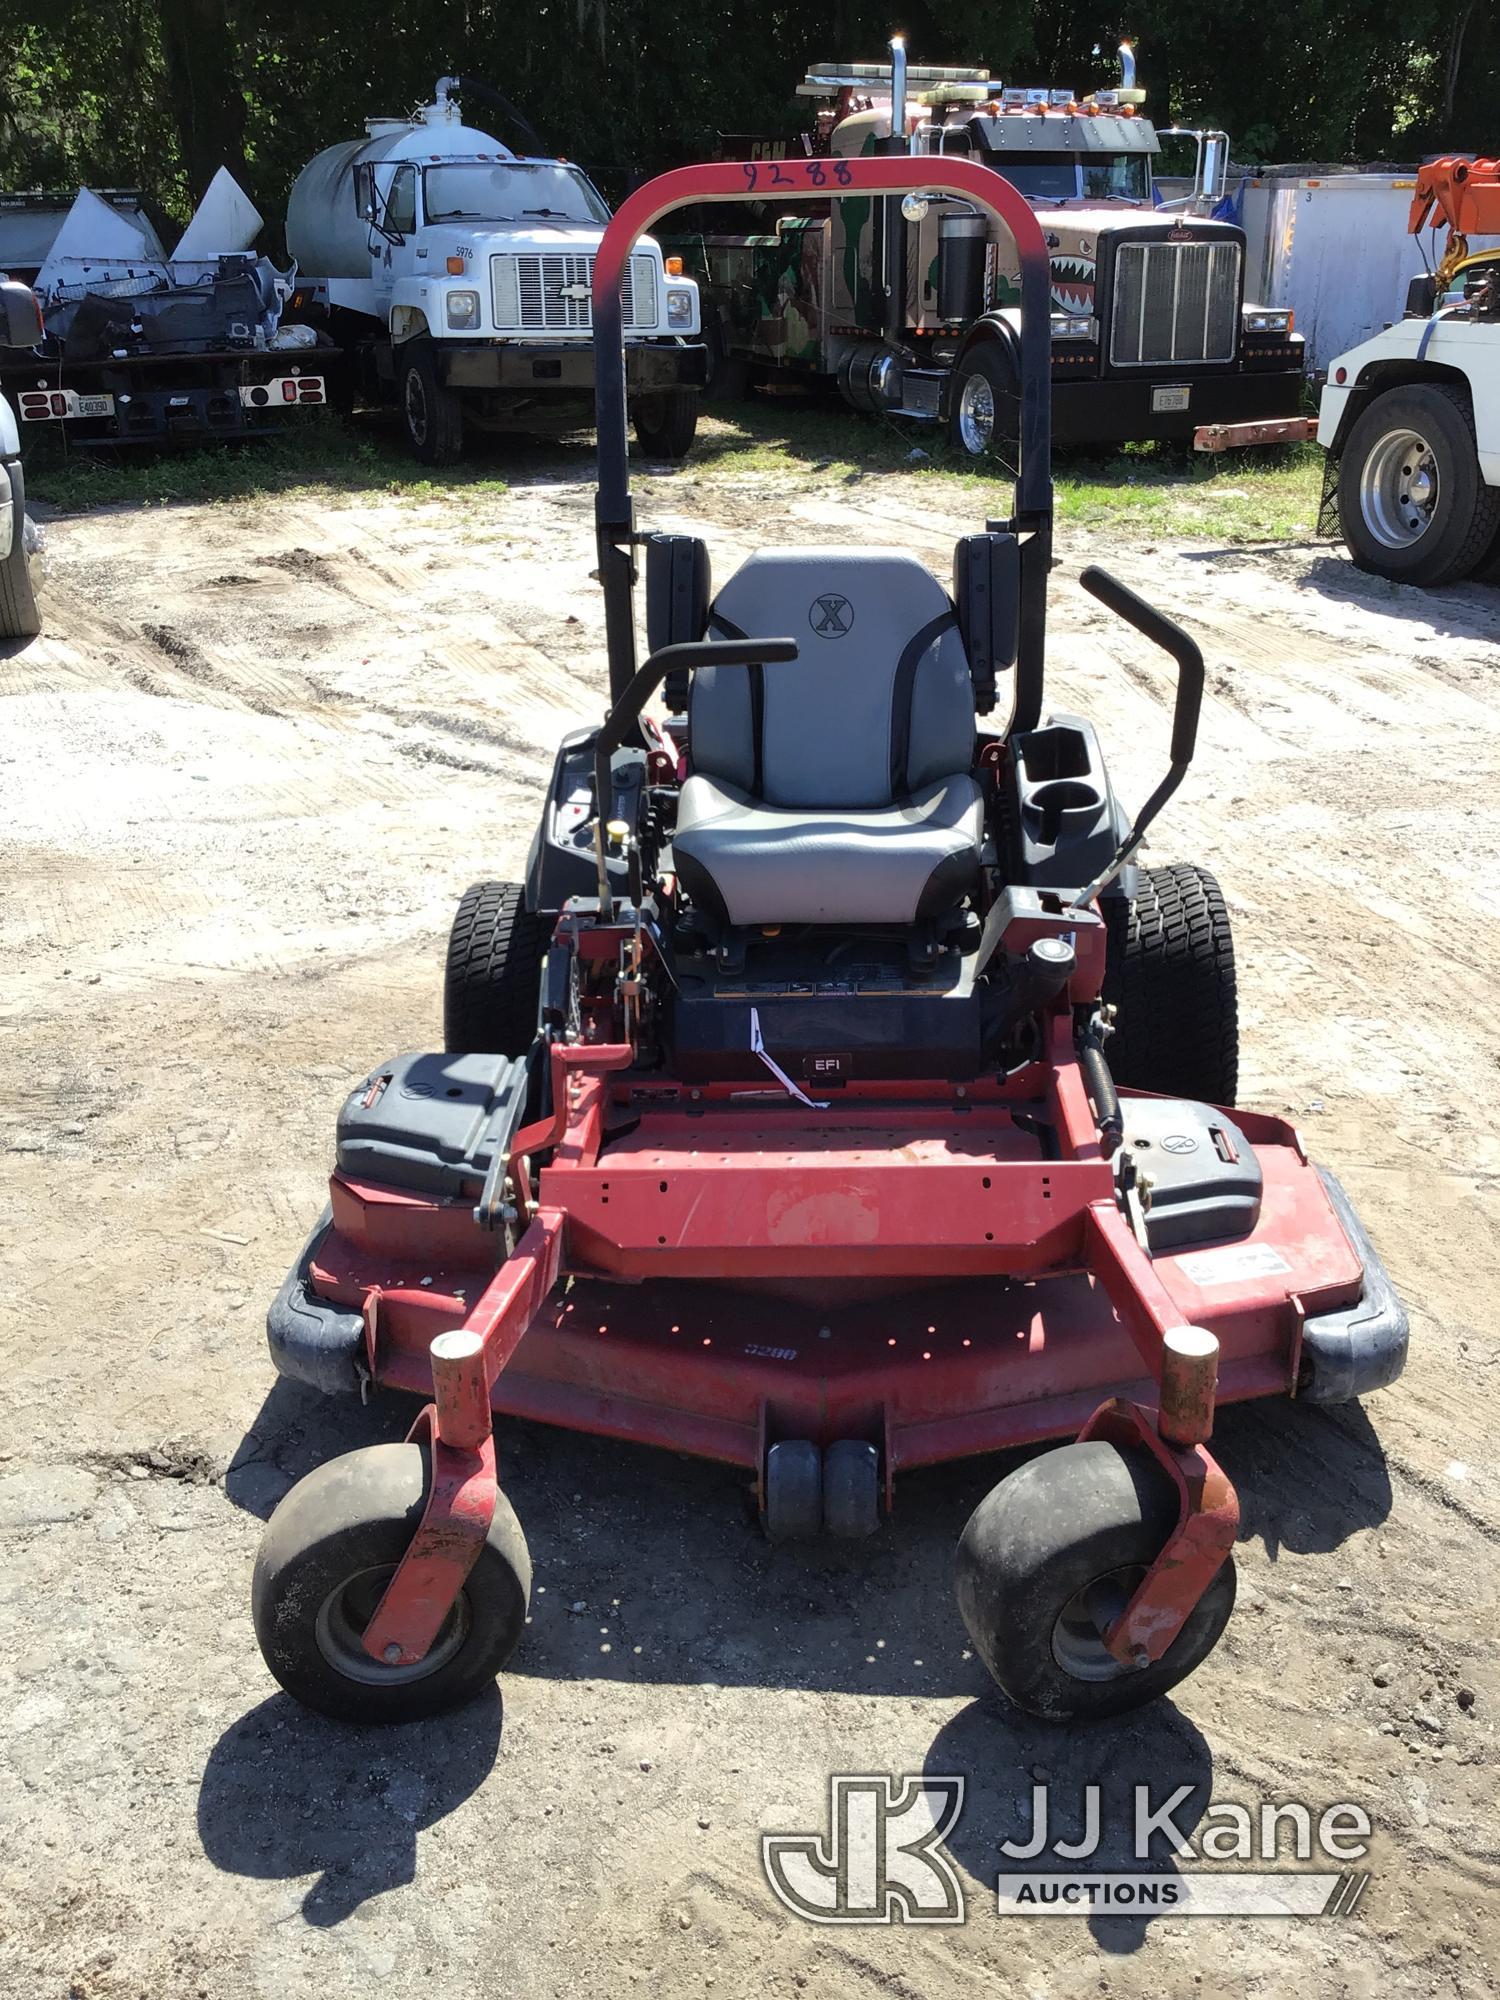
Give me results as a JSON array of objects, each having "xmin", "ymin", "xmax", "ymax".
[
  {"xmin": 927, "ymin": 1696, "xmax": 1215, "ymax": 1952},
  {"xmin": 196, "ymin": 1686, "xmax": 503, "ymax": 1924},
  {"xmin": 211, "ymin": 1380, "xmax": 1393, "ymax": 1936}
]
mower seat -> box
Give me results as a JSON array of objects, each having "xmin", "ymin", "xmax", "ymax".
[{"xmin": 672, "ymin": 548, "xmax": 984, "ymax": 928}]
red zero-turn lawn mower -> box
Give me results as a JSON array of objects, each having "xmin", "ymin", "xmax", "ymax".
[{"xmin": 253, "ymin": 157, "xmax": 1407, "ymax": 1724}]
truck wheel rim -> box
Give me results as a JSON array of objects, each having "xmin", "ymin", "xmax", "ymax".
[
  {"xmin": 315, "ymin": 1564, "xmax": 470, "ymax": 1685},
  {"xmin": 1360, "ymin": 427, "xmax": 1439, "ymax": 548},
  {"xmin": 405, "ymin": 371, "xmax": 429, "ymax": 448},
  {"xmin": 1050, "ymin": 1564, "xmax": 1149, "ymax": 1682},
  {"xmin": 957, "ymin": 373, "xmax": 995, "ymax": 455}
]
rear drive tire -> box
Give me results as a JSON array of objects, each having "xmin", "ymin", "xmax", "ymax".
[
  {"xmin": 955, "ymin": 1439, "xmax": 1236, "ymax": 1721},
  {"xmin": 1336, "ymin": 384, "xmax": 1499, "ymax": 586},
  {"xmin": 1103, "ymin": 863, "xmax": 1238, "ymax": 1105},
  {"xmin": 399, "ymin": 338, "xmax": 465, "ymax": 465},
  {"xmin": 252, "ymin": 1442, "xmax": 530, "ymax": 1723},
  {"xmin": 0, "ymin": 462, "xmax": 41, "ymax": 641},
  {"xmin": 634, "ymin": 388, "xmax": 698, "ymax": 460},
  {"xmin": 444, "ymin": 880, "xmax": 548, "ymax": 1057}
]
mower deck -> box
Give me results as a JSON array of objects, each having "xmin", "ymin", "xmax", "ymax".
[{"xmin": 304, "ymin": 1049, "xmax": 1364, "ymax": 1479}]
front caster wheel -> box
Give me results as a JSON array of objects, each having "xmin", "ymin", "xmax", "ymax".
[
  {"xmin": 252, "ymin": 1442, "xmax": 530, "ymax": 1722},
  {"xmin": 954, "ymin": 1440, "xmax": 1236, "ymax": 1721}
]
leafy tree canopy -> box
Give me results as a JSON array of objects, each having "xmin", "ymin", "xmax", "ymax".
[{"xmin": 0, "ymin": 0, "xmax": 1492, "ymax": 225}]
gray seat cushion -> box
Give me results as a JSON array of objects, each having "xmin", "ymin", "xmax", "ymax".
[
  {"xmin": 673, "ymin": 772, "xmax": 985, "ymax": 927},
  {"xmin": 694, "ymin": 548, "xmax": 975, "ymax": 808}
]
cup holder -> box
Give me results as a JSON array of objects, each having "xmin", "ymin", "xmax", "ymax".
[{"xmin": 1025, "ymin": 778, "xmax": 1103, "ymax": 846}]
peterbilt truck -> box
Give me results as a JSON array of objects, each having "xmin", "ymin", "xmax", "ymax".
[
  {"xmin": 286, "ymin": 78, "xmax": 705, "ymax": 464},
  {"xmin": 682, "ymin": 44, "xmax": 1308, "ymax": 457}
]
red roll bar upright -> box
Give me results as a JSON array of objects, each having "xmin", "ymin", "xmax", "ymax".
[{"xmin": 590, "ymin": 159, "xmax": 1055, "ymax": 722}]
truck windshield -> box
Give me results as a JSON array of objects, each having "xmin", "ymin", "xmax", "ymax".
[
  {"xmin": 423, "ymin": 163, "xmax": 610, "ymax": 225},
  {"xmin": 982, "ymin": 153, "xmax": 1150, "ymax": 203}
]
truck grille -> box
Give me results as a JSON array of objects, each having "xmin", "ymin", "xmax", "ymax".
[
  {"xmin": 494, "ymin": 252, "xmax": 658, "ymax": 332},
  {"xmin": 1110, "ymin": 240, "xmax": 1240, "ymax": 366}
]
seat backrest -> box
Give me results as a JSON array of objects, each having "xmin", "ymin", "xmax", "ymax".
[{"xmin": 691, "ymin": 549, "xmax": 975, "ymax": 809}]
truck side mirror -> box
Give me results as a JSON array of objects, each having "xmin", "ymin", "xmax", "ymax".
[
  {"xmin": 355, "ymin": 165, "xmax": 378, "ymax": 224},
  {"xmin": 0, "ymin": 279, "xmax": 43, "ymax": 349}
]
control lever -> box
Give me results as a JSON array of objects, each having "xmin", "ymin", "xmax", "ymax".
[
  {"xmin": 592, "ymin": 636, "xmax": 798, "ymax": 917},
  {"xmin": 1067, "ymin": 566, "xmax": 1205, "ymax": 912}
]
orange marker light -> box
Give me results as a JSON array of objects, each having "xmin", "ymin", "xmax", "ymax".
[
  {"xmin": 665, "ymin": 256, "xmax": 684, "ymax": 276},
  {"xmin": 446, "ymin": 255, "xmax": 466, "ymax": 275}
]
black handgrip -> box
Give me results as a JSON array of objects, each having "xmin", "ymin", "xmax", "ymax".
[
  {"xmin": 1079, "ymin": 565, "xmax": 1204, "ymax": 767},
  {"xmin": 596, "ymin": 637, "xmax": 798, "ymax": 766},
  {"xmin": 593, "ymin": 638, "xmax": 798, "ymax": 905}
]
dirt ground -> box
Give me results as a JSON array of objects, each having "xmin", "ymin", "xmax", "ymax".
[{"xmin": 2, "ymin": 431, "xmax": 1498, "ymax": 2000}]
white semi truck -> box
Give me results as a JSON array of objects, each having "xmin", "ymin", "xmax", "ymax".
[{"xmin": 286, "ymin": 77, "xmax": 705, "ymax": 463}]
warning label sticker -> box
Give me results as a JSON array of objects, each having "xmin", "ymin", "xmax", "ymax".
[{"xmin": 1176, "ymin": 1242, "xmax": 1293, "ymax": 1287}]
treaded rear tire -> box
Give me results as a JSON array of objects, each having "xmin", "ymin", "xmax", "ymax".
[
  {"xmin": 444, "ymin": 880, "xmax": 548, "ymax": 1057},
  {"xmin": 1103, "ymin": 863, "xmax": 1238, "ymax": 1105}
]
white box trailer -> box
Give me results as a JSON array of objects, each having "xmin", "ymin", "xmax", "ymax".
[{"xmin": 1157, "ymin": 166, "xmax": 1500, "ymax": 374}]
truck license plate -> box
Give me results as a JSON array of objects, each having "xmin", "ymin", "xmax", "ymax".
[
  {"xmin": 77, "ymin": 395, "xmax": 113, "ymax": 417},
  {"xmin": 1152, "ymin": 385, "xmax": 1191, "ymax": 412}
]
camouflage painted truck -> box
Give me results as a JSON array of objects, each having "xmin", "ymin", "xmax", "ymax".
[{"xmin": 679, "ymin": 44, "xmax": 1309, "ymax": 457}]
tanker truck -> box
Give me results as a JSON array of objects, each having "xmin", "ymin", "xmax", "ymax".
[{"xmin": 286, "ymin": 77, "xmax": 705, "ymax": 464}]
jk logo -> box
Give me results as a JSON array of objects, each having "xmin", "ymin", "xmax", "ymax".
[
  {"xmin": 809, "ymin": 593, "xmax": 854, "ymax": 638},
  {"xmin": 761, "ymin": 1775, "xmax": 966, "ymax": 1925}
]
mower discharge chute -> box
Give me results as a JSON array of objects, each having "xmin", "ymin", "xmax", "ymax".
[{"xmin": 252, "ymin": 156, "xmax": 1407, "ymax": 1725}]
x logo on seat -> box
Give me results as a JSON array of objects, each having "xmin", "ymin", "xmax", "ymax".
[{"xmin": 810, "ymin": 593, "xmax": 854, "ymax": 638}]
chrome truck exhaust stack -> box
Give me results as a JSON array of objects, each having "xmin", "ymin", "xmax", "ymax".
[{"xmin": 884, "ymin": 35, "xmax": 909, "ymax": 344}]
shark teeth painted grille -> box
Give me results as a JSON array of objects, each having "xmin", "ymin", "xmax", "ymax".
[
  {"xmin": 1110, "ymin": 240, "xmax": 1240, "ymax": 366},
  {"xmin": 492, "ymin": 253, "xmax": 658, "ymax": 331}
]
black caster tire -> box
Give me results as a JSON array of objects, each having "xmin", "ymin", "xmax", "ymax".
[
  {"xmin": 764, "ymin": 1439, "xmax": 822, "ymax": 1541},
  {"xmin": 252, "ymin": 1442, "xmax": 530, "ymax": 1723},
  {"xmin": 955, "ymin": 1439, "xmax": 1236, "ymax": 1722},
  {"xmin": 824, "ymin": 1440, "xmax": 880, "ymax": 1539},
  {"xmin": 444, "ymin": 879, "xmax": 549, "ymax": 1057}
]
